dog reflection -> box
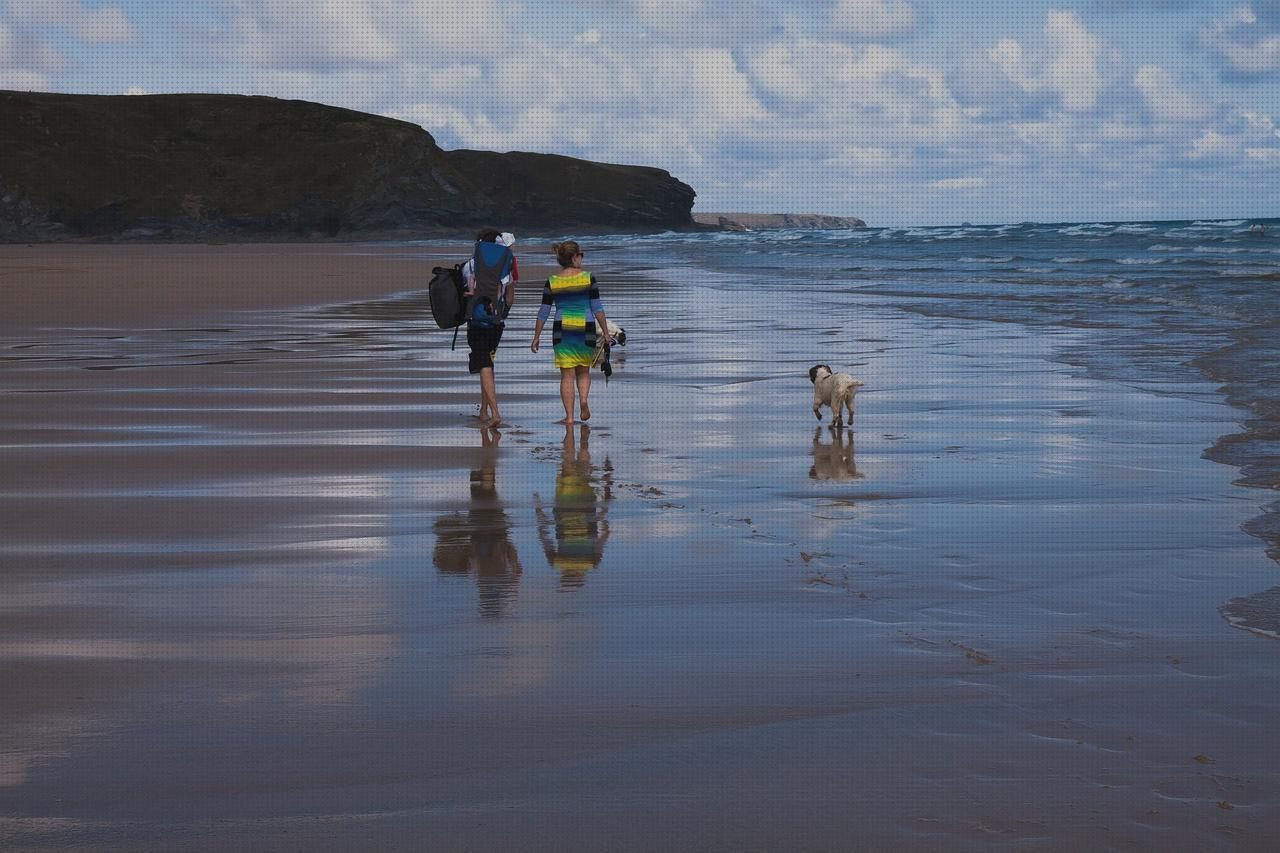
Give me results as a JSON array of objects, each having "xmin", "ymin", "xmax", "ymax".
[
  {"xmin": 535, "ymin": 424, "xmax": 612, "ymax": 588},
  {"xmin": 433, "ymin": 427, "xmax": 522, "ymax": 618},
  {"xmin": 809, "ymin": 426, "xmax": 861, "ymax": 481}
]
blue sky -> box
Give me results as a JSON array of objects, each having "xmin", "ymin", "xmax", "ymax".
[{"xmin": 2, "ymin": 0, "xmax": 1279, "ymax": 224}]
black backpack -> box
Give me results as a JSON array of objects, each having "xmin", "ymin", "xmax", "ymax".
[{"xmin": 429, "ymin": 264, "xmax": 467, "ymax": 330}]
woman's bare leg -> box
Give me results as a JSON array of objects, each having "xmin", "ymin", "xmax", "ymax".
[
  {"xmin": 576, "ymin": 366, "xmax": 591, "ymax": 420},
  {"xmin": 558, "ymin": 368, "xmax": 575, "ymax": 424}
]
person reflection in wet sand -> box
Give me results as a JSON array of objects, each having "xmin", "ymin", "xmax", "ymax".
[
  {"xmin": 535, "ymin": 424, "xmax": 612, "ymax": 588},
  {"xmin": 432, "ymin": 426, "xmax": 522, "ymax": 618},
  {"xmin": 810, "ymin": 426, "xmax": 861, "ymax": 481}
]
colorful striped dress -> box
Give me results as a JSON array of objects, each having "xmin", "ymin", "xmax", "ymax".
[{"xmin": 537, "ymin": 271, "xmax": 603, "ymax": 369}]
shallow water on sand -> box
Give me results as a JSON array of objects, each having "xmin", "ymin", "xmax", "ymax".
[{"xmin": 2, "ymin": 244, "xmax": 1280, "ymax": 850}]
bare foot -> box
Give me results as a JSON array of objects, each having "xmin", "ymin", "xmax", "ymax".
[
  {"xmin": 556, "ymin": 417, "xmax": 574, "ymax": 425},
  {"xmin": 580, "ymin": 404, "xmax": 591, "ymax": 421},
  {"xmin": 483, "ymin": 414, "xmax": 503, "ymax": 428}
]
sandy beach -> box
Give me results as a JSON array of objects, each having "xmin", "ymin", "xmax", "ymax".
[{"xmin": 3, "ymin": 242, "xmax": 1279, "ymax": 851}]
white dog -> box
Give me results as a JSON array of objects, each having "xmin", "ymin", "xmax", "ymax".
[
  {"xmin": 809, "ymin": 364, "xmax": 864, "ymax": 428},
  {"xmin": 591, "ymin": 321, "xmax": 627, "ymax": 368}
]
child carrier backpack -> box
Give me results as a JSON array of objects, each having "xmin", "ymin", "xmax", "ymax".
[{"xmin": 465, "ymin": 241, "xmax": 514, "ymax": 329}]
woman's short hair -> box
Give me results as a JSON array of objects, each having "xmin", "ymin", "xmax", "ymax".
[
  {"xmin": 475, "ymin": 228, "xmax": 501, "ymax": 243},
  {"xmin": 552, "ymin": 240, "xmax": 581, "ymax": 268}
]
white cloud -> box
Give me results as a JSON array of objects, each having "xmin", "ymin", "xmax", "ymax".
[
  {"xmin": 1133, "ymin": 65, "xmax": 1211, "ymax": 121},
  {"xmin": 71, "ymin": 4, "xmax": 132, "ymax": 43},
  {"xmin": 428, "ymin": 63, "xmax": 484, "ymax": 94},
  {"xmin": 618, "ymin": 0, "xmax": 781, "ymax": 46},
  {"xmin": 1236, "ymin": 109, "xmax": 1280, "ymax": 134},
  {"xmin": 952, "ymin": 10, "xmax": 1122, "ymax": 117},
  {"xmin": 688, "ymin": 48, "xmax": 770, "ymax": 120},
  {"xmin": 223, "ymin": 0, "xmax": 396, "ymax": 65},
  {"xmin": 0, "ymin": 19, "xmax": 16, "ymax": 60},
  {"xmin": 932, "ymin": 176, "xmax": 986, "ymax": 188},
  {"xmin": 0, "ymin": 19, "xmax": 60, "ymax": 89},
  {"xmin": 831, "ymin": 0, "xmax": 921, "ymax": 40},
  {"xmin": 0, "ymin": 66, "xmax": 46, "ymax": 89},
  {"xmin": 1043, "ymin": 9, "xmax": 1115, "ymax": 111},
  {"xmin": 6, "ymin": 0, "xmax": 136, "ymax": 44},
  {"xmin": 746, "ymin": 41, "xmax": 813, "ymax": 105},
  {"xmin": 633, "ymin": 0, "xmax": 705, "ymax": 35},
  {"xmin": 1097, "ymin": 116, "xmax": 1146, "ymax": 141},
  {"xmin": 215, "ymin": 0, "xmax": 514, "ymax": 68},
  {"xmin": 401, "ymin": 0, "xmax": 512, "ymax": 56},
  {"xmin": 986, "ymin": 39, "xmax": 1036, "ymax": 91},
  {"xmin": 824, "ymin": 145, "xmax": 907, "ymax": 169},
  {"xmin": 1185, "ymin": 128, "xmax": 1240, "ymax": 161},
  {"xmin": 949, "ymin": 41, "xmax": 1042, "ymax": 120},
  {"xmin": 743, "ymin": 38, "xmax": 958, "ymax": 137},
  {"xmin": 1011, "ymin": 114, "xmax": 1072, "ymax": 149},
  {"xmin": 1200, "ymin": 3, "xmax": 1280, "ymax": 77}
]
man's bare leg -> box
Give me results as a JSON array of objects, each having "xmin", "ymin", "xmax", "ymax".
[{"xmin": 479, "ymin": 367, "xmax": 500, "ymax": 426}]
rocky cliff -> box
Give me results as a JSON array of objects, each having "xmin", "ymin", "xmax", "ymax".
[
  {"xmin": 0, "ymin": 91, "xmax": 697, "ymax": 241},
  {"xmin": 692, "ymin": 212, "xmax": 866, "ymax": 230}
]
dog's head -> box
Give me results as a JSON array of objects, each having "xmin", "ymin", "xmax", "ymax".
[
  {"xmin": 613, "ymin": 327, "xmax": 626, "ymax": 346},
  {"xmin": 809, "ymin": 364, "xmax": 832, "ymax": 384}
]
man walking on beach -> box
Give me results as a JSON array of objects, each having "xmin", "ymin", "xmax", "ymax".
[{"xmin": 464, "ymin": 229, "xmax": 516, "ymax": 427}]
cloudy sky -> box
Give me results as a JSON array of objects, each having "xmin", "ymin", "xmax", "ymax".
[{"xmin": 3, "ymin": 0, "xmax": 1279, "ymax": 224}]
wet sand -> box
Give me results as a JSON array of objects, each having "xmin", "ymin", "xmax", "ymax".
[{"xmin": 3, "ymin": 244, "xmax": 1280, "ymax": 851}]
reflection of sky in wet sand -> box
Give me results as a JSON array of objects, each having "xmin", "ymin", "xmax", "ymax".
[
  {"xmin": 0, "ymin": 298, "xmax": 438, "ymax": 798},
  {"xmin": 0, "ymin": 563, "xmax": 396, "ymax": 800}
]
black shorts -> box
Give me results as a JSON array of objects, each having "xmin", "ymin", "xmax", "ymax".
[{"xmin": 466, "ymin": 322, "xmax": 503, "ymax": 374}]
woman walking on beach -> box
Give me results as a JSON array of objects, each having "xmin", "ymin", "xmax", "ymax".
[{"xmin": 531, "ymin": 241, "xmax": 613, "ymax": 424}]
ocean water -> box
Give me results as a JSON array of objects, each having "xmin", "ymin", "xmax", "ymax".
[{"xmin": 582, "ymin": 218, "xmax": 1280, "ymax": 632}]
